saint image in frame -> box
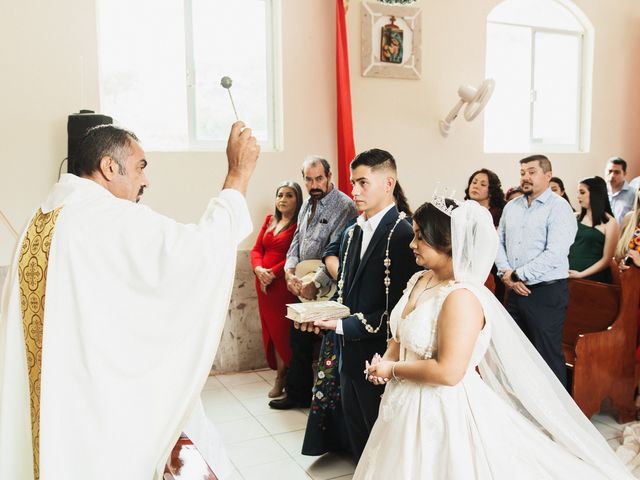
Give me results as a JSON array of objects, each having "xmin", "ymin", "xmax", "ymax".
[{"xmin": 380, "ymin": 16, "xmax": 403, "ymax": 64}]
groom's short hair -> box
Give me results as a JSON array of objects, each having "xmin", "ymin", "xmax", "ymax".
[{"xmin": 350, "ymin": 149, "xmax": 397, "ymax": 174}]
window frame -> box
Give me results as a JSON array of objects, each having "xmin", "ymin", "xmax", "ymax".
[
  {"xmin": 182, "ymin": 0, "xmax": 282, "ymax": 152},
  {"xmin": 97, "ymin": 0, "xmax": 282, "ymax": 153},
  {"xmin": 485, "ymin": 3, "xmax": 591, "ymax": 154},
  {"xmin": 529, "ymin": 24, "xmax": 584, "ymax": 152}
]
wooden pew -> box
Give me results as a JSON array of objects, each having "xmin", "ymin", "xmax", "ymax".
[
  {"xmin": 164, "ymin": 433, "xmax": 218, "ymax": 480},
  {"xmin": 562, "ymin": 262, "xmax": 640, "ymax": 423}
]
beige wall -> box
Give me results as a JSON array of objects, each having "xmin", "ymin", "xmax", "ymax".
[
  {"xmin": 0, "ymin": 0, "xmax": 337, "ymax": 265},
  {"xmin": 0, "ymin": 1, "xmax": 101, "ymax": 263},
  {"xmin": 347, "ymin": 0, "xmax": 640, "ymax": 213},
  {"xmin": 1, "ymin": 0, "xmax": 639, "ymax": 265}
]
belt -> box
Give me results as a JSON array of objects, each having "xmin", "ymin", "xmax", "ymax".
[{"xmin": 527, "ymin": 279, "xmax": 566, "ymax": 289}]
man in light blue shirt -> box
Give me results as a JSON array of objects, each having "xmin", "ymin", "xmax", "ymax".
[
  {"xmin": 496, "ymin": 155, "xmax": 577, "ymax": 387},
  {"xmin": 606, "ymin": 157, "xmax": 636, "ymax": 224}
]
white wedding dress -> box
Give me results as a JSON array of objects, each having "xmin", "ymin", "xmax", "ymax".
[{"xmin": 353, "ymin": 201, "xmax": 632, "ymax": 480}]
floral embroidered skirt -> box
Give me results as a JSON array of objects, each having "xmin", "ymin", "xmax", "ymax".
[{"xmin": 301, "ymin": 331, "xmax": 351, "ymax": 456}]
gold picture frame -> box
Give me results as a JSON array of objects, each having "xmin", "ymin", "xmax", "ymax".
[{"xmin": 361, "ymin": 1, "xmax": 422, "ymax": 80}]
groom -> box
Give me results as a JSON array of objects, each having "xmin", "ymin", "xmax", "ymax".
[{"xmin": 315, "ymin": 149, "xmax": 419, "ymax": 461}]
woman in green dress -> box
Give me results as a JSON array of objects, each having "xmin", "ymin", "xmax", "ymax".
[{"xmin": 568, "ymin": 176, "xmax": 619, "ymax": 283}]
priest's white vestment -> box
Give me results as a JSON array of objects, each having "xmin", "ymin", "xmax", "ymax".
[{"xmin": 0, "ymin": 174, "xmax": 251, "ymax": 479}]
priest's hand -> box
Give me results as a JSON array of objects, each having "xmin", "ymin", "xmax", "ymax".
[
  {"xmin": 300, "ymin": 281, "xmax": 318, "ymax": 300},
  {"xmin": 223, "ymin": 121, "xmax": 260, "ymax": 194}
]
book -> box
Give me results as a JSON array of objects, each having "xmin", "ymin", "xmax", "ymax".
[{"xmin": 286, "ymin": 300, "xmax": 351, "ymax": 323}]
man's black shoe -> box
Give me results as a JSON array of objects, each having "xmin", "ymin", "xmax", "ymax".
[{"xmin": 268, "ymin": 395, "xmax": 310, "ymax": 410}]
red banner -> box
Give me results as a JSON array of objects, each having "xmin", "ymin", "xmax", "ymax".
[{"xmin": 336, "ymin": 0, "xmax": 356, "ymax": 195}]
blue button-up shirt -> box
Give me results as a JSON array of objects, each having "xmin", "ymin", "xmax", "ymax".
[
  {"xmin": 496, "ymin": 187, "xmax": 577, "ymax": 284},
  {"xmin": 609, "ymin": 180, "xmax": 637, "ymax": 225}
]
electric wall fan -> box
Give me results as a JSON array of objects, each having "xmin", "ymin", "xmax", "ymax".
[{"xmin": 439, "ymin": 79, "xmax": 495, "ymax": 137}]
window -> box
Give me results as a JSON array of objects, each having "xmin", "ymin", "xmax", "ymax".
[
  {"xmin": 484, "ymin": 0, "xmax": 592, "ymax": 153},
  {"xmin": 97, "ymin": 0, "xmax": 281, "ymax": 151}
]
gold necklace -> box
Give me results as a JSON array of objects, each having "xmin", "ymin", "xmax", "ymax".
[
  {"xmin": 418, "ymin": 274, "xmax": 446, "ymax": 297},
  {"xmin": 408, "ymin": 274, "xmax": 445, "ymax": 311}
]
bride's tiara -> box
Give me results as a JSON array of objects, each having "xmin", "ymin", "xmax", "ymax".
[{"xmin": 432, "ymin": 185, "xmax": 459, "ymax": 217}]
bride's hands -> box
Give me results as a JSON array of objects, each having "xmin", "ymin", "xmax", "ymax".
[
  {"xmin": 367, "ymin": 361, "xmax": 394, "ymax": 385},
  {"xmin": 364, "ymin": 353, "xmax": 393, "ymax": 385}
]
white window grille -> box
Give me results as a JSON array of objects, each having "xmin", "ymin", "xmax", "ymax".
[
  {"xmin": 97, "ymin": 0, "xmax": 281, "ymax": 151},
  {"xmin": 484, "ymin": 0, "xmax": 592, "ymax": 153}
]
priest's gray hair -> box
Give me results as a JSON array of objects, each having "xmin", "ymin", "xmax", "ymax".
[{"xmin": 70, "ymin": 125, "xmax": 139, "ymax": 177}]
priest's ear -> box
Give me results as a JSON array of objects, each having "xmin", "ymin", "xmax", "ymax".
[{"xmin": 98, "ymin": 156, "xmax": 119, "ymax": 181}]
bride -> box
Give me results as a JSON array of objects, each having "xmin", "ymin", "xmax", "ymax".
[{"xmin": 356, "ymin": 198, "xmax": 632, "ymax": 479}]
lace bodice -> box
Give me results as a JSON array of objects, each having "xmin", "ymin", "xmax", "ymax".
[{"xmin": 390, "ymin": 271, "xmax": 491, "ymax": 369}]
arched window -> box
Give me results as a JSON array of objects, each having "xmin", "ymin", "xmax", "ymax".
[{"xmin": 484, "ymin": 0, "xmax": 592, "ymax": 153}]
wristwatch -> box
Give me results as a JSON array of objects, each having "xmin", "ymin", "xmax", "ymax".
[{"xmin": 510, "ymin": 270, "xmax": 521, "ymax": 283}]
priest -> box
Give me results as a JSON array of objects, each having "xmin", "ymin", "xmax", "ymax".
[{"xmin": 0, "ymin": 121, "xmax": 259, "ymax": 479}]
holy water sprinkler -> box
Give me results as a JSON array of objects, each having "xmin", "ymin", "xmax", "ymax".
[{"xmin": 220, "ymin": 76, "xmax": 239, "ymax": 121}]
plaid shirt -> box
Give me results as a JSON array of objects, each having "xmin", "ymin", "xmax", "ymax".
[{"xmin": 284, "ymin": 185, "xmax": 356, "ymax": 274}]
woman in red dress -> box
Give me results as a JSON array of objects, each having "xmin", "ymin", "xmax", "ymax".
[{"xmin": 251, "ymin": 181, "xmax": 303, "ymax": 397}]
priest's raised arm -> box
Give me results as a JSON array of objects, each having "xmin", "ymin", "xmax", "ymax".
[{"xmin": 0, "ymin": 122, "xmax": 259, "ymax": 480}]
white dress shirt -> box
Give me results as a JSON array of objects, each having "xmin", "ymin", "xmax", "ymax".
[{"xmin": 357, "ymin": 203, "xmax": 396, "ymax": 259}]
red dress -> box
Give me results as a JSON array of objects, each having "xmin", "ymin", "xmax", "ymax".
[{"xmin": 250, "ymin": 215, "xmax": 297, "ymax": 369}]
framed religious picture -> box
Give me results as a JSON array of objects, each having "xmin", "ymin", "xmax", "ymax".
[
  {"xmin": 381, "ymin": 16, "xmax": 403, "ymax": 64},
  {"xmin": 361, "ymin": 1, "xmax": 422, "ymax": 79}
]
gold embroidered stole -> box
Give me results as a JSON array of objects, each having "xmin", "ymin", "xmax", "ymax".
[{"xmin": 18, "ymin": 207, "xmax": 62, "ymax": 480}]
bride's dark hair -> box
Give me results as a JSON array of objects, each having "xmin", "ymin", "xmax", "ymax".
[{"xmin": 413, "ymin": 200, "xmax": 459, "ymax": 256}]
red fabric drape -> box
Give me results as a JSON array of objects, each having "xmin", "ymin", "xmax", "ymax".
[{"xmin": 336, "ymin": 0, "xmax": 356, "ymax": 195}]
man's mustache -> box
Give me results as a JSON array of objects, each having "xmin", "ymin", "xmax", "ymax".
[{"xmin": 310, "ymin": 189, "xmax": 323, "ymax": 195}]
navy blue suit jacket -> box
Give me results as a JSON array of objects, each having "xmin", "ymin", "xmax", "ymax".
[{"xmin": 329, "ymin": 206, "xmax": 420, "ymax": 380}]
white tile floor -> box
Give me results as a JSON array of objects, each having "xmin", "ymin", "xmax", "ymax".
[
  {"xmin": 203, "ymin": 369, "xmax": 355, "ymax": 480},
  {"xmin": 203, "ymin": 369, "xmax": 632, "ymax": 480}
]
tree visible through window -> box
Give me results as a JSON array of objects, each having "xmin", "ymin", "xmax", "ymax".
[
  {"xmin": 97, "ymin": 0, "xmax": 280, "ymax": 151},
  {"xmin": 484, "ymin": 0, "xmax": 591, "ymax": 153}
]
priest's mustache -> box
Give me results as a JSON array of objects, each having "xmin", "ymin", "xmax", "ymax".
[{"xmin": 310, "ymin": 189, "xmax": 324, "ymax": 196}]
